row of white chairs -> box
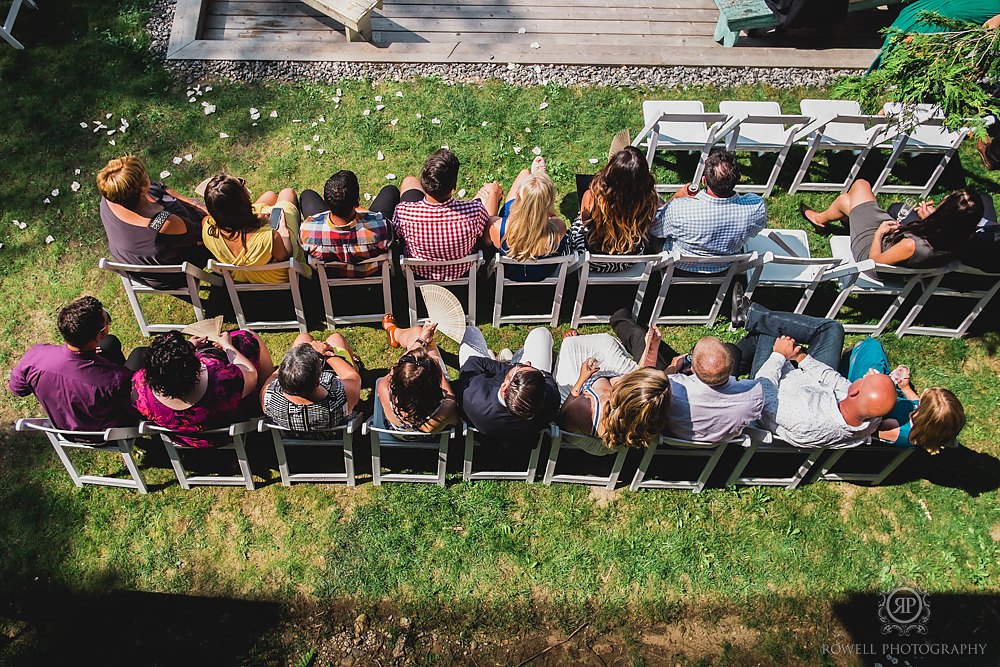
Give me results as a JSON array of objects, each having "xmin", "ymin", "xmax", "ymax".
[
  {"xmin": 15, "ymin": 415, "xmax": 915, "ymax": 495},
  {"xmin": 636, "ymin": 99, "xmax": 981, "ymax": 198},
  {"xmin": 99, "ymin": 229, "xmax": 1000, "ymax": 339}
]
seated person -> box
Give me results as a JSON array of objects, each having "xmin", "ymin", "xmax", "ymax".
[
  {"xmin": 9, "ymin": 296, "xmax": 144, "ymax": 432},
  {"xmin": 454, "ymin": 325, "xmax": 560, "ymax": 438},
  {"xmin": 732, "ymin": 301, "xmax": 897, "ymax": 448},
  {"xmin": 610, "ymin": 309, "xmax": 763, "ymax": 443},
  {"xmin": 299, "ymin": 170, "xmax": 399, "ymax": 277},
  {"xmin": 392, "ymin": 149, "xmax": 501, "ymax": 281},
  {"xmin": 376, "ymin": 320, "xmax": 459, "ymax": 433},
  {"xmin": 132, "ymin": 329, "xmax": 273, "ymax": 447},
  {"xmin": 846, "ymin": 337, "xmax": 965, "ymax": 454},
  {"xmin": 487, "ymin": 160, "xmax": 568, "ymax": 282},
  {"xmin": 202, "ymin": 174, "xmax": 304, "ymax": 283},
  {"xmin": 651, "ymin": 149, "xmax": 767, "ymax": 274},
  {"xmin": 97, "ymin": 155, "xmax": 209, "ymax": 289},
  {"xmin": 261, "ymin": 332, "xmax": 362, "ymax": 433},
  {"xmin": 802, "ymin": 180, "xmax": 982, "ymax": 270},
  {"xmin": 569, "ymin": 146, "xmax": 659, "ymax": 273},
  {"xmin": 554, "ymin": 332, "xmax": 671, "ymax": 452}
]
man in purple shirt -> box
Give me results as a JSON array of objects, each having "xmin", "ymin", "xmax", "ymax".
[{"xmin": 9, "ymin": 296, "xmax": 144, "ymax": 432}]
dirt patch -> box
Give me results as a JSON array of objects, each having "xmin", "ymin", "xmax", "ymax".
[
  {"xmin": 991, "ymin": 524, "xmax": 1000, "ymax": 542},
  {"xmin": 587, "ymin": 486, "xmax": 620, "ymax": 508}
]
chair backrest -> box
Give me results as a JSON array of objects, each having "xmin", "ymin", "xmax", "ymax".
[
  {"xmin": 208, "ymin": 258, "xmax": 307, "ymax": 331},
  {"xmin": 642, "ymin": 100, "xmax": 720, "ymax": 144},
  {"xmin": 260, "ymin": 419, "xmax": 352, "ymax": 443},
  {"xmin": 139, "ymin": 418, "xmax": 262, "ymax": 447},
  {"xmin": 207, "ymin": 258, "xmax": 302, "ymax": 288},
  {"xmin": 881, "ymin": 102, "xmax": 966, "ymax": 148},
  {"xmin": 15, "ymin": 417, "xmax": 139, "ymax": 445},
  {"xmin": 799, "ymin": 99, "xmax": 871, "ymax": 145},
  {"xmin": 746, "ymin": 229, "xmax": 810, "ymax": 259},
  {"xmin": 719, "ymin": 101, "xmax": 800, "ymax": 146},
  {"xmin": 310, "ymin": 252, "xmax": 390, "ymax": 282},
  {"xmin": 497, "ymin": 252, "xmax": 577, "ymax": 275},
  {"xmin": 400, "ymin": 252, "xmax": 482, "ymax": 281},
  {"xmin": 582, "ymin": 252, "xmax": 663, "ymax": 275}
]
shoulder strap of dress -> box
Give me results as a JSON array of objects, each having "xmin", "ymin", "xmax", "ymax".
[{"xmin": 148, "ymin": 210, "xmax": 172, "ymax": 232}]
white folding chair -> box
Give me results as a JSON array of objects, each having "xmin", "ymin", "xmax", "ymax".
[
  {"xmin": 98, "ymin": 258, "xmax": 221, "ymax": 337},
  {"xmin": 825, "ymin": 236, "xmax": 945, "ymax": 335},
  {"xmin": 814, "ymin": 440, "xmax": 915, "ymax": 486},
  {"xmin": 724, "ymin": 427, "xmax": 824, "ymax": 489},
  {"xmin": 718, "ymin": 101, "xmax": 810, "ymax": 197},
  {"xmin": 462, "ymin": 425, "xmax": 544, "ymax": 482},
  {"xmin": 630, "ymin": 431, "xmax": 747, "ymax": 493},
  {"xmin": 893, "ymin": 264, "xmax": 1000, "ymax": 338},
  {"xmin": 139, "ymin": 419, "xmax": 261, "ymax": 490},
  {"xmin": 789, "ymin": 99, "xmax": 891, "ymax": 194},
  {"xmin": 310, "ymin": 253, "xmax": 392, "ymax": 327},
  {"xmin": 872, "ymin": 103, "xmax": 972, "ymax": 199},
  {"xmin": 400, "ymin": 252, "xmax": 483, "ymax": 326},
  {"xmin": 634, "ymin": 101, "xmax": 732, "ymax": 192},
  {"xmin": 542, "ymin": 424, "xmax": 630, "ymax": 490},
  {"xmin": 1, "ymin": 0, "xmax": 36, "ymax": 49},
  {"xmin": 15, "ymin": 418, "xmax": 147, "ymax": 493},
  {"xmin": 363, "ymin": 393, "xmax": 454, "ymax": 486},
  {"xmin": 489, "ymin": 253, "xmax": 579, "ymax": 327},
  {"xmin": 569, "ymin": 252, "xmax": 661, "ymax": 327},
  {"xmin": 260, "ymin": 414, "xmax": 362, "ymax": 486},
  {"xmin": 744, "ymin": 230, "xmax": 842, "ymax": 314},
  {"xmin": 648, "ymin": 250, "xmax": 759, "ymax": 326},
  {"xmin": 207, "ymin": 258, "xmax": 308, "ymax": 332}
]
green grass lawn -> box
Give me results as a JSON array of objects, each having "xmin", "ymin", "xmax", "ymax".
[{"xmin": 1, "ymin": 1, "xmax": 999, "ymax": 665}]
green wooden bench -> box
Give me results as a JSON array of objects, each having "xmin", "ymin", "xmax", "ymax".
[{"xmin": 713, "ymin": 0, "xmax": 906, "ymax": 47}]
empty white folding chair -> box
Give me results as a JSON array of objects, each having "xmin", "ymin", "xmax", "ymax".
[
  {"xmin": 893, "ymin": 264, "xmax": 1000, "ymax": 338},
  {"xmin": 872, "ymin": 103, "xmax": 972, "ymax": 199},
  {"xmin": 569, "ymin": 252, "xmax": 662, "ymax": 327},
  {"xmin": 542, "ymin": 424, "xmax": 630, "ymax": 490},
  {"xmin": 634, "ymin": 100, "xmax": 732, "ymax": 191},
  {"xmin": 630, "ymin": 431, "xmax": 747, "ymax": 493},
  {"xmin": 490, "ymin": 253, "xmax": 579, "ymax": 327},
  {"xmin": 260, "ymin": 415, "xmax": 362, "ymax": 486},
  {"xmin": 1, "ymin": 0, "xmax": 36, "ymax": 49},
  {"xmin": 311, "ymin": 253, "xmax": 392, "ymax": 327},
  {"xmin": 648, "ymin": 250, "xmax": 759, "ymax": 326},
  {"xmin": 724, "ymin": 427, "xmax": 824, "ymax": 489},
  {"xmin": 825, "ymin": 236, "xmax": 944, "ymax": 335},
  {"xmin": 462, "ymin": 425, "xmax": 545, "ymax": 482},
  {"xmin": 718, "ymin": 101, "xmax": 810, "ymax": 197},
  {"xmin": 15, "ymin": 418, "xmax": 147, "ymax": 493},
  {"xmin": 789, "ymin": 99, "xmax": 891, "ymax": 194},
  {"xmin": 400, "ymin": 252, "xmax": 482, "ymax": 326},
  {"xmin": 744, "ymin": 230, "xmax": 843, "ymax": 314},
  {"xmin": 207, "ymin": 258, "xmax": 308, "ymax": 332},
  {"xmin": 814, "ymin": 440, "xmax": 915, "ymax": 486},
  {"xmin": 363, "ymin": 391, "xmax": 454, "ymax": 486},
  {"xmin": 98, "ymin": 258, "xmax": 221, "ymax": 337},
  {"xmin": 139, "ymin": 419, "xmax": 260, "ymax": 490}
]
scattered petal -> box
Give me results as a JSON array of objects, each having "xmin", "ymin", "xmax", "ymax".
[
  {"xmin": 45, "ymin": 235, "xmax": 55, "ymax": 244},
  {"xmin": 507, "ymin": 62, "xmax": 516, "ymax": 70},
  {"xmin": 269, "ymin": 110, "xmax": 278, "ymax": 118},
  {"xmin": 481, "ymin": 121, "xmax": 488, "ymax": 127},
  {"xmin": 513, "ymin": 146, "xmax": 522, "ymax": 155},
  {"xmin": 184, "ymin": 153, "xmax": 193, "ymax": 161},
  {"xmin": 292, "ymin": 119, "xmax": 302, "ymax": 123},
  {"xmin": 374, "ymin": 95, "xmax": 383, "ymax": 102},
  {"xmin": 395, "ymin": 91, "xmax": 403, "ymax": 98},
  {"xmin": 525, "ymin": 127, "xmax": 532, "ymax": 133},
  {"xmin": 43, "ymin": 197, "xmax": 51, "ymax": 204},
  {"xmin": 431, "ymin": 117, "xmax": 441, "ymax": 125},
  {"xmin": 532, "ymin": 146, "xmax": 541, "ymax": 155},
  {"xmin": 203, "ymin": 104, "xmax": 216, "ymax": 115},
  {"xmin": 318, "ymin": 115, "xmax": 326, "ymax": 122},
  {"xmin": 105, "ymin": 113, "xmax": 112, "ymax": 119},
  {"xmin": 364, "ymin": 192, "xmax": 372, "ymax": 201},
  {"xmin": 172, "ymin": 156, "xmax": 183, "ymax": 164},
  {"xmin": 539, "ymin": 102, "xmax": 548, "ymax": 110},
  {"xmin": 108, "ymin": 139, "xmax": 116, "ymax": 145},
  {"xmin": 71, "ymin": 181, "xmax": 81, "ymax": 192},
  {"xmin": 17, "ymin": 221, "xmax": 27, "ymax": 229},
  {"xmin": 589, "ymin": 158, "xmax": 599, "ymax": 164},
  {"xmin": 333, "ymin": 96, "xmax": 341, "ymax": 104},
  {"xmin": 363, "ymin": 109, "xmax": 371, "ymax": 116},
  {"xmin": 530, "ymin": 42, "xmax": 540, "ymax": 48},
  {"xmin": 390, "ymin": 118, "xmax": 399, "ymax": 126},
  {"xmin": 186, "ymin": 89, "xmax": 194, "ymax": 97},
  {"xmin": 316, "ymin": 148, "xmax": 325, "ymax": 154},
  {"xmin": 377, "ymin": 150, "xmax": 385, "ymax": 161},
  {"xmin": 415, "ymin": 113, "xmax": 422, "ymax": 119},
  {"xmin": 249, "ymin": 107, "xmax": 259, "ymax": 115},
  {"xmin": 336, "ymin": 88, "xmax": 343, "ymax": 96},
  {"xmin": 517, "ymin": 27, "xmax": 526, "ymax": 34},
  {"xmin": 386, "ymin": 173, "xmax": 396, "ymax": 180},
  {"xmin": 74, "ymin": 168, "xmax": 81, "ymax": 175},
  {"xmin": 204, "ymin": 85, "xmax": 212, "ymax": 92},
  {"xmin": 304, "ymin": 145, "xmax": 313, "ymax": 151},
  {"xmin": 106, "ymin": 129, "xmax": 116, "ymax": 135},
  {"xmin": 310, "ymin": 121, "xmax": 317, "ymax": 127},
  {"xmin": 219, "ymin": 132, "xmax": 229, "ymax": 139},
  {"xmin": 312, "ymin": 134, "xmax": 320, "ymax": 142},
  {"xmin": 189, "ymin": 97, "xmax": 197, "ymax": 103},
  {"xmin": 375, "ymin": 104, "xmax": 385, "ymax": 111},
  {"xmin": 159, "ymin": 171, "xmax": 171, "ymax": 179},
  {"xmin": 79, "ymin": 122, "xmax": 88, "ymax": 129},
  {"xmin": 457, "ymin": 188, "xmax": 467, "ymax": 198},
  {"xmin": 0, "ymin": 243, "xmax": 4, "ymax": 250},
  {"xmin": 51, "ymin": 189, "xmax": 60, "ymax": 197}
]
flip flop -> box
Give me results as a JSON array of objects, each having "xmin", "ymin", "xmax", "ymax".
[{"xmin": 381, "ymin": 314, "xmax": 400, "ymax": 348}]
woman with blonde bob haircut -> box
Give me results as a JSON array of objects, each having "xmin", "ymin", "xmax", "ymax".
[
  {"xmin": 555, "ymin": 331, "xmax": 672, "ymax": 453},
  {"xmin": 569, "ymin": 145, "xmax": 660, "ymax": 273},
  {"xmin": 907, "ymin": 388, "xmax": 965, "ymax": 455},
  {"xmin": 97, "ymin": 155, "xmax": 209, "ymax": 289},
  {"xmin": 488, "ymin": 162, "xmax": 568, "ymax": 281}
]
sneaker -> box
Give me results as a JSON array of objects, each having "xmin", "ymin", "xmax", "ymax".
[{"xmin": 498, "ymin": 348, "xmax": 514, "ymax": 362}]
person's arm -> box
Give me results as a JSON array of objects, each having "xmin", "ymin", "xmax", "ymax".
[
  {"xmin": 457, "ymin": 356, "xmax": 507, "ymax": 392},
  {"xmin": 750, "ymin": 199, "xmax": 768, "ymax": 235},
  {"xmin": 164, "ymin": 187, "xmax": 208, "ymax": 215},
  {"xmin": 669, "ymin": 184, "xmax": 695, "ymax": 201},
  {"xmin": 639, "ymin": 324, "xmax": 662, "ymax": 369},
  {"xmin": 797, "ymin": 355, "xmax": 851, "ymax": 394},
  {"xmin": 876, "ymin": 419, "xmax": 902, "ymax": 443},
  {"xmin": 327, "ymin": 356, "xmax": 361, "ymax": 413},
  {"xmin": 218, "ymin": 332, "xmax": 258, "ymax": 398},
  {"xmin": 486, "ymin": 216, "xmax": 503, "ymax": 249},
  {"xmin": 258, "ymin": 369, "xmax": 280, "ymax": 409},
  {"xmin": 985, "ymin": 14, "xmax": 1000, "ymax": 29},
  {"xmin": 580, "ymin": 188, "xmax": 594, "ymax": 216},
  {"xmin": 8, "ymin": 353, "xmax": 33, "ymax": 396},
  {"xmin": 869, "ymin": 220, "xmax": 916, "ymax": 265}
]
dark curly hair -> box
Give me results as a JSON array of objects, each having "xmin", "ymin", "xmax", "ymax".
[
  {"xmin": 144, "ymin": 331, "xmax": 202, "ymax": 399},
  {"xmin": 388, "ymin": 347, "xmax": 445, "ymax": 426},
  {"xmin": 323, "ymin": 170, "xmax": 361, "ymax": 219},
  {"xmin": 57, "ymin": 295, "xmax": 107, "ymax": 348},
  {"xmin": 420, "ymin": 148, "xmax": 459, "ymax": 201}
]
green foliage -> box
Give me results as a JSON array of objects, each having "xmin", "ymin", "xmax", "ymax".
[{"xmin": 833, "ymin": 12, "xmax": 1000, "ymax": 138}]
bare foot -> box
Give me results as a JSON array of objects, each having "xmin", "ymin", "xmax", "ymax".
[
  {"xmin": 563, "ymin": 329, "xmax": 578, "ymax": 338},
  {"xmin": 531, "ymin": 156, "xmax": 546, "ymax": 175}
]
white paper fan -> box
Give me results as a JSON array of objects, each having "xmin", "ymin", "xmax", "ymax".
[
  {"xmin": 181, "ymin": 316, "xmax": 223, "ymax": 342},
  {"xmin": 607, "ymin": 128, "xmax": 631, "ymax": 160},
  {"xmin": 419, "ymin": 285, "xmax": 467, "ymax": 343}
]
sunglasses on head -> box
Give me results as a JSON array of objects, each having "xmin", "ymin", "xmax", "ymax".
[{"xmin": 399, "ymin": 354, "xmax": 438, "ymax": 371}]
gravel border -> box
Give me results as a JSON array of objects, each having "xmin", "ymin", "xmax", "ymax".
[{"xmin": 148, "ymin": 0, "xmax": 859, "ymax": 89}]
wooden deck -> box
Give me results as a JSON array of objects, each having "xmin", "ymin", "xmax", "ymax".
[{"xmin": 167, "ymin": 0, "xmax": 893, "ymax": 67}]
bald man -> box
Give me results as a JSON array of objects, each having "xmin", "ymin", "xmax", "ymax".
[{"xmin": 611, "ymin": 309, "xmax": 763, "ymax": 442}]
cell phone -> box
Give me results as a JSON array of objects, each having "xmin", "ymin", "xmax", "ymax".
[
  {"xmin": 269, "ymin": 207, "xmax": 283, "ymax": 230},
  {"xmin": 679, "ymin": 354, "xmax": 693, "ymax": 372}
]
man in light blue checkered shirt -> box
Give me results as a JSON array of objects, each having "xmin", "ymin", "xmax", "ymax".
[{"xmin": 651, "ymin": 150, "xmax": 767, "ymax": 274}]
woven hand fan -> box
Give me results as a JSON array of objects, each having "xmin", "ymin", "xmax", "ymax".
[
  {"xmin": 419, "ymin": 285, "xmax": 467, "ymax": 344},
  {"xmin": 194, "ymin": 177, "xmax": 213, "ymax": 197},
  {"xmin": 607, "ymin": 128, "xmax": 632, "ymax": 160},
  {"xmin": 181, "ymin": 316, "xmax": 223, "ymax": 342}
]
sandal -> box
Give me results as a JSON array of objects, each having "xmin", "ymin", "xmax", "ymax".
[
  {"xmin": 800, "ymin": 203, "xmax": 833, "ymax": 237},
  {"xmin": 382, "ymin": 314, "xmax": 400, "ymax": 348},
  {"xmin": 563, "ymin": 329, "xmax": 578, "ymax": 338}
]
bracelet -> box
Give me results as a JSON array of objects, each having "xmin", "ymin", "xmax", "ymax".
[{"xmin": 415, "ymin": 337, "xmax": 429, "ymax": 347}]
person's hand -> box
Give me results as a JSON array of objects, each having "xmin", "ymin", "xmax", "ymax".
[
  {"xmin": 190, "ymin": 336, "xmax": 211, "ymax": 349},
  {"xmin": 916, "ymin": 200, "xmax": 936, "ymax": 220},
  {"xmin": 673, "ymin": 184, "xmax": 695, "ymax": 199},
  {"xmin": 417, "ymin": 321, "xmax": 437, "ymax": 346},
  {"xmin": 275, "ymin": 209, "xmax": 290, "ymax": 237},
  {"xmin": 644, "ymin": 324, "xmax": 662, "ymax": 349},
  {"xmin": 876, "ymin": 219, "xmax": 901, "ymax": 236},
  {"xmin": 985, "ymin": 14, "xmax": 1000, "ymax": 29},
  {"xmin": 310, "ymin": 340, "xmax": 334, "ymax": 357},
  {"xmin": 773, "ymin": 335, "xmax": 801, "ymax": 361},
  {"xmin": 890, "ymin": 364, "xmax": 911, "ymax": 388},
  {"xmin": 578, "ymin": 357, "xmax": 601, "ymax": 382},
  {"xmin": 217, "ymin": 332, "xmax": 234, "ymax": 350}
]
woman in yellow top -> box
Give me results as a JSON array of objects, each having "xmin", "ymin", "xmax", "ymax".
[{"xmin": 202, "ymin": 174, "xmax": 303, "ymax": 284}]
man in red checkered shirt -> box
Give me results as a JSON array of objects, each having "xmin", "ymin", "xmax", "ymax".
[{"xmin": 393, "ymin": 149, "xmax": 502, "ymax": 281}]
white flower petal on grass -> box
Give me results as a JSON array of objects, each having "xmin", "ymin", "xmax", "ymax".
[
  {"xmin": 0, "ymin": 243, "xmax": 4, "ymax": 250},
  {"xmin": 108, "ymin": 139, "xmax": 116, "ymax": 146},
  {"xmin": 310, "ymin": 121, "xmax": 317, "ymax": 127},
  {"xmin": 375, "ymin": 104, "xmax": 385, "ymax": 112},
  {"xmin": 481, "ymin": 121, "xmax": 488, "ymax": 127},
  {"xmin": 395, "ymin": 91, "xmax": 403, "ymax": 98},
  {"xmin": 204, "ymin": 85, "xmax": 213, "ymax": 92},
  {"xmin": 390, "ymin": 118, "xmax": 399, "ymax": 126},
  {"xmin": 43, "ymin": 198, "xmax": 51, "ymax": 204},
  {"xmin": 363, "ymin": 109, "xmax": 371, "ymax": 116},
  {"xmin": 532, "ymin": 146, "xmax": 541, "ymax": 155},
  {"xmin": 172, "ymin": 156, "xmax": 183, "ymax": 165},
  {"xmin": 333, "ymin": 96, "xmax": 341, "ymax": 104},
  {"xmin": 184, "ymin": 153, "xmax": 193, "ymax": 161},
  {"xmin": 524, "ymin": 127, "xmax": 532, "ymax": 133},
  {"xmin": 45, "ymin": 235, "xmax": 54, "ymax": 245},
  {"xmin": 318, "ymin": 115, "xmax": 326, "ymax": 122},
  {"xmin": 539, "ymin": 102, "xmax": 548, "ymax": 110},
  {"xmin": 374, "ymin": 95, "xmax": 383, "ymax": 102},
  {"xmin": 336, "ymin": 88, "xmax": 343, "ymax": 96},
  {"xmin": 386, "ymin": 173, "xmax": 396, "ymax": 180},
  {"xmin": 513, "ymin": 146, "xmax": 522, "ymax": 155},
  {"xmin": 517, "ymin": 27, "xmax": 526, "ymax": 34},
  {"xmin": 71, "ymin": 181, "xmax": 81, "ymax": 192},
  {"xmin": 269, "ymin": 110, "xmax": 278, "ymax": 118},
  {"xmin": 415, "ymin": 113, "xmax": 422, "ymax": 119},
  {"xmin": 105, "ymin": 113, "xmax": 112, "ymax": 119},
  {"xmin": 203, "ymin": 104, "xmax": 216, "ymax": 115},
  {"xmin": 106, "ymin": 129, "xmax": 116, "ymax": 135},
  {"xmin": 189, "ymin": 97, "xmax": 197, "ymax": 103},
  {"xmin": 376, "ymin": 150, "xmax": 385, "ymax": 161},
  {"xmin": 219, "ymin": 132, "xmax": 229, "ymax": 139},
  {"xmin": 17, "ymin": 221, "xmax": 27, "ymax": 229},
  {"xmin": 530, "ymin": 42, "xmax": 540, "ymax": 49},
  {"xmin": 159, "ymin": 171, "xmax": 171, "ymax": 179},
  {"xmin": 79, "ymin": 122, "xmax": 88, "ymax": 129},
  {"xmin": 292, "ymin": 119, "xmax": 302, "ymax": 123},
  {"xmin": 51, "ymin": 189, "xmax": 60, "ymax": 197},
  {"xmin": 249, "ymin": 107, "xmax": 259, "ymax": 115},
  {"xmin": 304, "ymin": 145, "xmax": 312, "ymax": 151},
  {"xmin": 589, "ymin": 158, "xmax": 599, "ymax": 164},
  {"xmin": 312, "ymin": 134, "xmax": 320, "ymax": 142},
  {"xmin": 431, "ymin": 118, "xmax": 441, "ymax": 125},
  {"xmin": 120, "ymin": 119, "xmax": 129, "ymax": 128},
  {"xmin": 186, "ymin": 89, "xmax": 194, "ymax": 97},
  {"xmin": 317, "ymin": 148, "xmax": 326, "ymax": 155},
  {"xmin": 457, "ymin": 188, "xmax": 467, "ymax": 198},
  {"xmin": 74, "ymin": 168, "xmax": 81, "ymax": 175},
  {"xmin": 364, "ymin": 193, "xmax": 372, "ymax": 201}
]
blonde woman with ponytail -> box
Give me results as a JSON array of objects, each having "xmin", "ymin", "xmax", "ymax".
[{"xmin": 488, "ymin": 160, "xmax": 568, "ymax": 282}]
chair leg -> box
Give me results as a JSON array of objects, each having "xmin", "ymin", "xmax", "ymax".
[
  {"xmin": 463, "ymin": 429, "xmax": 475, "ymax": 481},
  {"xmin": 787, "ymin": 449, "xmax": 823, "ymax": 489},
  {"xmin": 343, "ymin": 430, "xmax": 357, "ymax": 487},
  {"xmin": 606, "ymin": 448, "xmax": 627, "ymax": 490},
  {"xmin": 119, "ymin": 443, "xmax": 149, "ymax": 494},
  {"xmin": 120, "ymin": 275, "xmax": 151, "ymax": 337},
  {"xmin": 492, "ymin": 274, "xmax": 503, "ymax": 329},
  {"xmin": 435, "ymin": 432, "xmax": 449, "ymax": 487},
  {"xmin": 233, "ymin": 435, "xmax": 256, "ymax": 490},
  {"xmin": 551, "ymin": 265, "xmax": 569, "ymax": 327},
  {"xmin": 162, "ymin": 439, "xmax": 191, "ymax": 490},
  {"xmin": 570, "ymin": 270, "xmax": 587, "ymax": 329},
  {"xmin": 371, "ymin": 437, "xmax": 383, "ymax": 486},
  {"xmin": 271, "ymin": 430, "xmax": 292, "ymax": 486},
  {"xmin": 872, "ymin": 135, "xmax": 907, "ymax": 194},
  {"xmin": 405, "ymin": 270, "xmax": 418, "ymax": 327},
  {"xmin": 871, "ymin": 449, "xmax": 913, "ymax": 486},
  {"xmin": 467, "ymin": 271, "xmax": 478, "ymax": 325},
  {"xmin": 788, "ymin": 134, "xmax": 821, "ymax": 194},
  {"xmin": 525, "ymin": 432, "xmax": 543, "ymax": 483},
  {"xmin": 380, "ymin": 265, "xmax": 393, "ymax": 321},
  {"xmin": 694, "ymin": 444, "xmax": 728, "ymax": 494},
  {"xmin": 289, "ymin": 274, "xmax": 308, "ymax": 333},
  {"xmin": 543, "ymin": 432, "xmax": 562, "ymax": 485},
  {"xmin": 629, "ymin": 443, "xmax": 658, "ymax": 491},
  {"xmin": 47, "ymin": 435, "xmax": 85, "ymax": 488},
  {"xmin": 725, "ymin": 439, "xmax": 760, "ymax": 487}
]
